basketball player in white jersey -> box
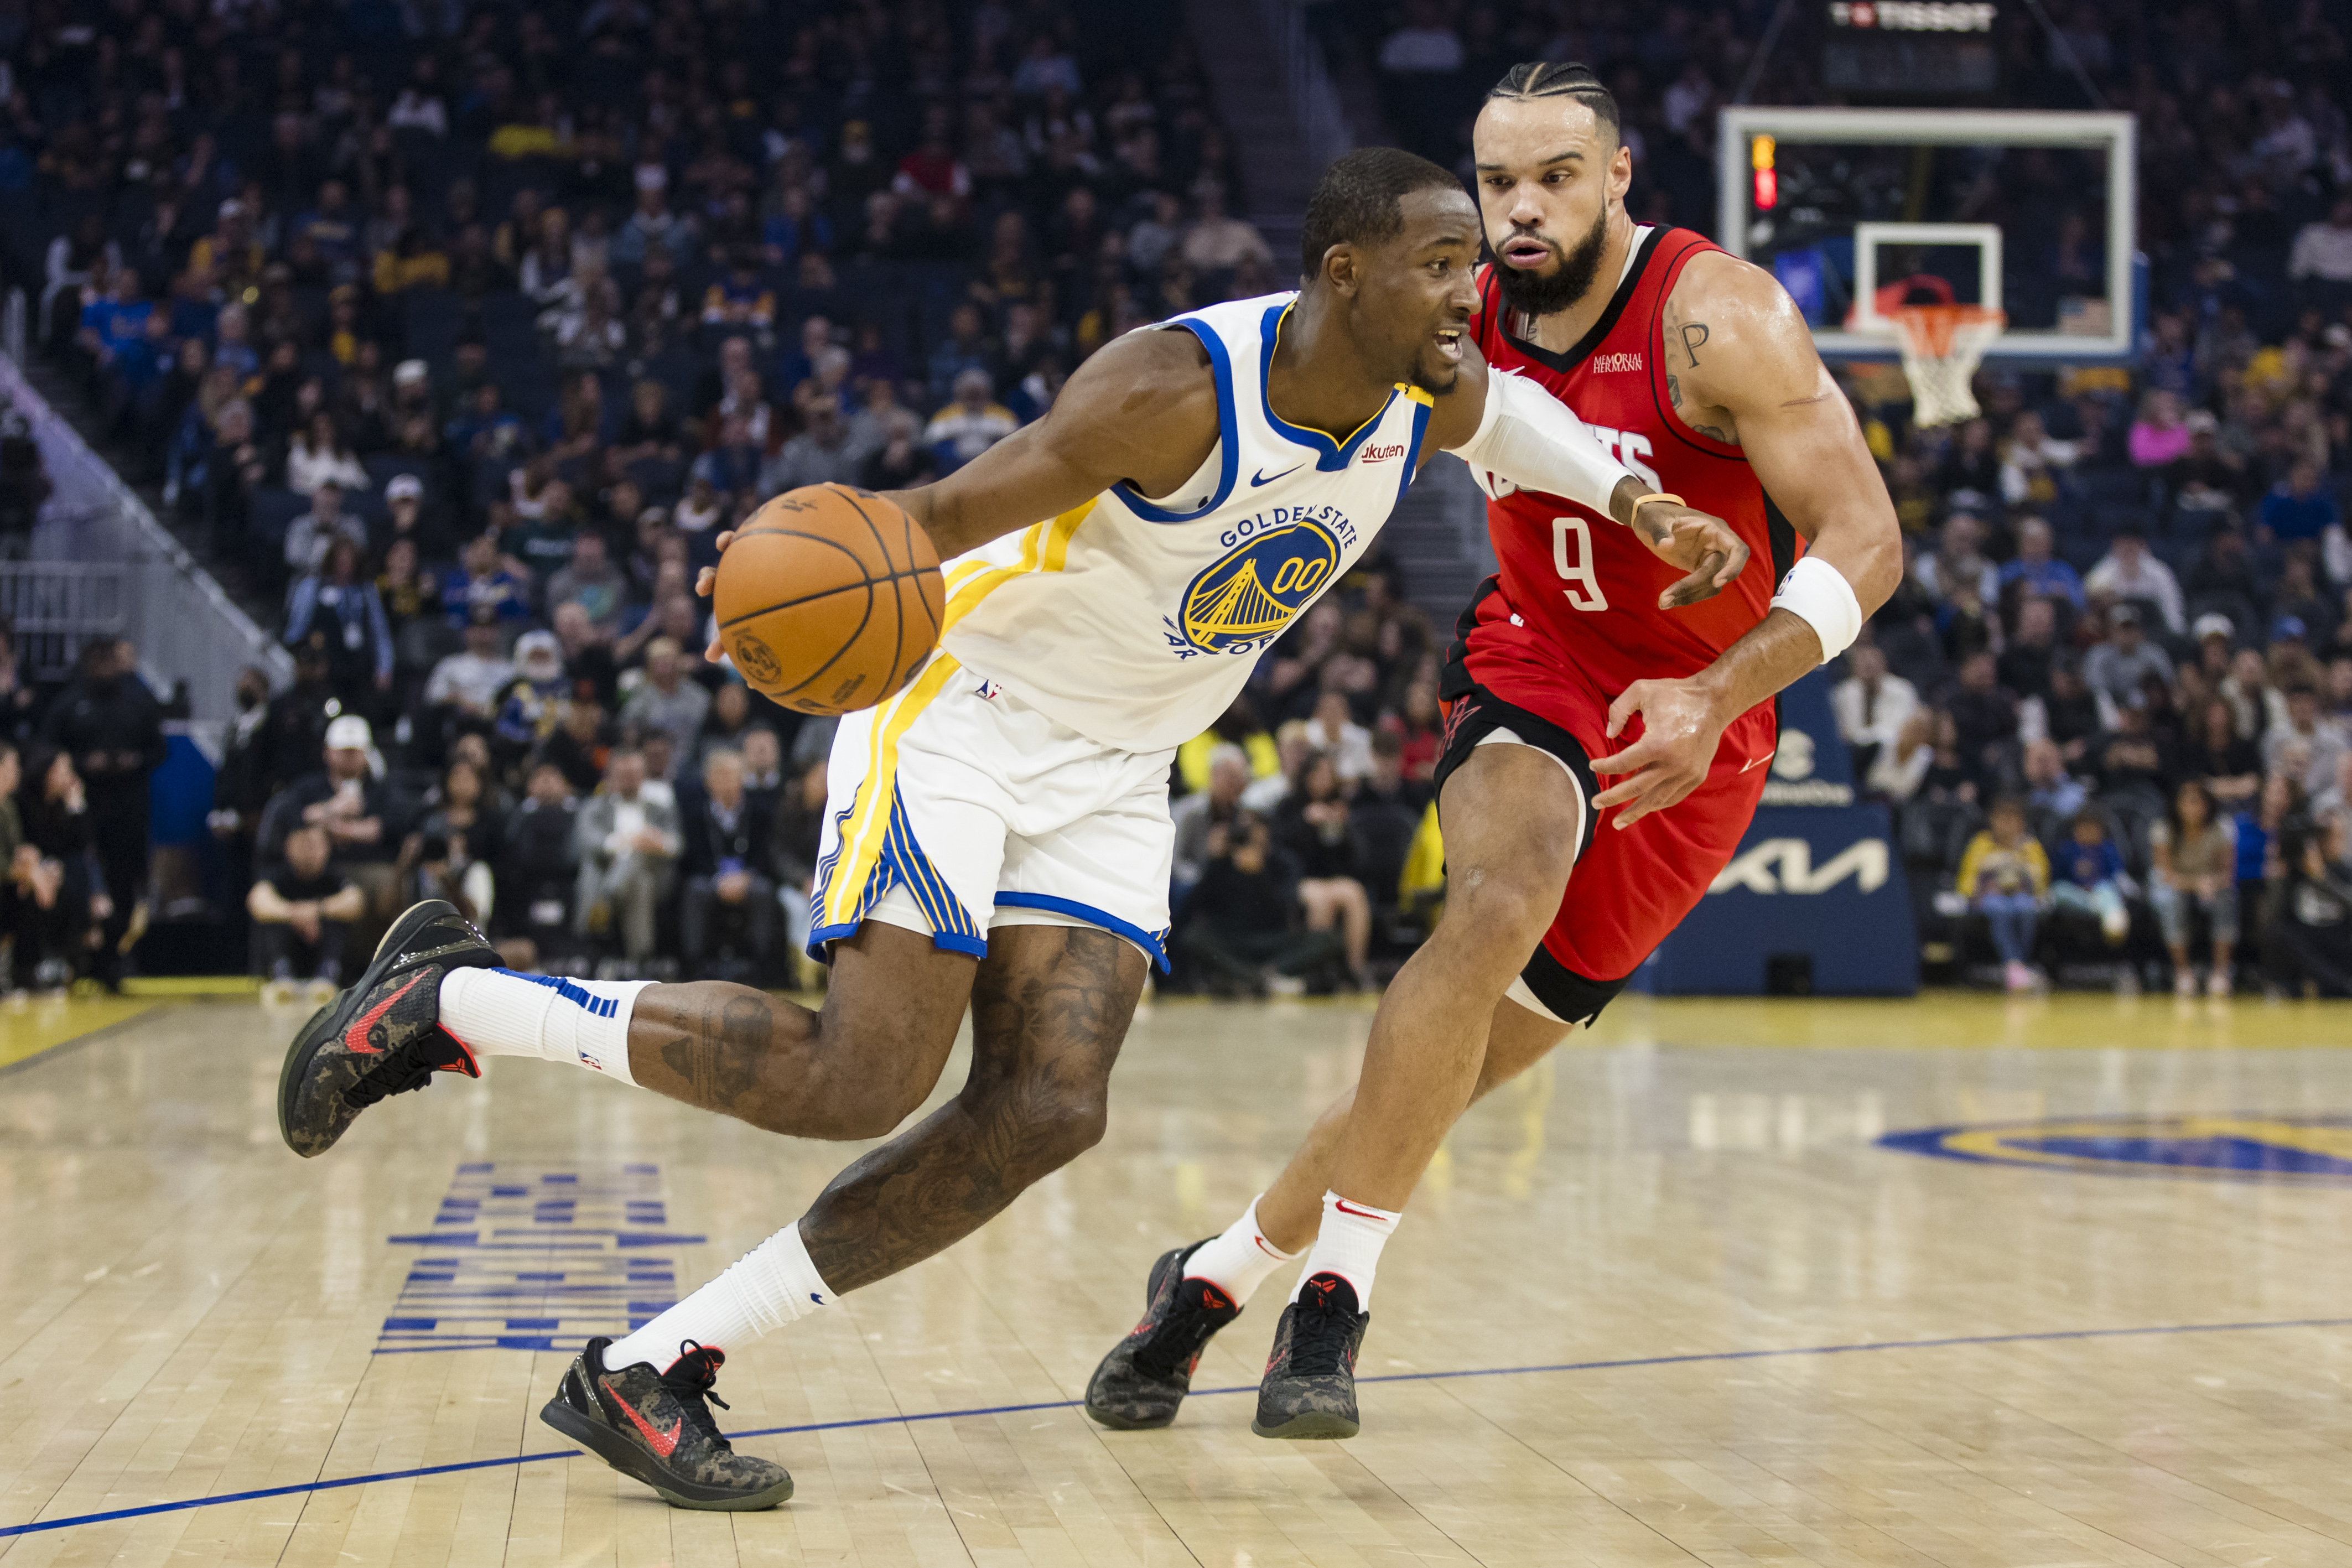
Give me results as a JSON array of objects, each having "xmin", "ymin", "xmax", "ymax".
[{"xmin": 272, "ymin": 148, "xmax": 1751, "ymax": 1510}]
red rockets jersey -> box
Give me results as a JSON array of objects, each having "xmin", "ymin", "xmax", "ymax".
[{"xmin": 1447, "ymin": 227, "xmax": 1798, "ymax": 729}]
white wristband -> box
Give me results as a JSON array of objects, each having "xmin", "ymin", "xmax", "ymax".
[{"xmin": 1771, "ymin": 555, "xmax": 1863, "ymax": 663}]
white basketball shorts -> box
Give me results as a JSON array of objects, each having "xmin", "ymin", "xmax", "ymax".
[{"xmin": 807, "ymin": 651, "xmax": 1176, "ymax": 970}]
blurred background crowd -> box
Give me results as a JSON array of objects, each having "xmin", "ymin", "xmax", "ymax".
[{"xmin": 0, "ymin": 0, "xmax": 2347, "ymax": 999}]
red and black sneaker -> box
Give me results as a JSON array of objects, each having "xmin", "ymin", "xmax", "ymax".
[
  {"xmin": 542, "ymin": 1338, "xmax": 795, "ymax": 1510},
  {"xmin": 1250, "ymin": 1271, "xmax": 1369, "ymax": 1439},
  {"xmin": 274, "ymin": 899, "xmax": 499, "ymax": 1158},
  {"xmin": 1083, "ymin": 1239, "xmax": 1243, "ymax": 1430}
]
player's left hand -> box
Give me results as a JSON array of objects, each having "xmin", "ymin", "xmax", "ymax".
[
  {"xmin": 1632, "ymin": 505, "xmax": 1749, "ymax": 610},
  {"xmin": 1589, "ymin": 675, "xmax": 1731, "ymax": 828}
]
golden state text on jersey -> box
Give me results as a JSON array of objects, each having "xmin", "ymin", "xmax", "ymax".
[{"xmin": 1170, "ymin": 502, "xmax": 1361, "ymax": 659}]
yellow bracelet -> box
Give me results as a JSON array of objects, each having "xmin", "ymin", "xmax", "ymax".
[{"xmin": 1625, "ymin": 491, "xmax": 1686, "ymax": 529}]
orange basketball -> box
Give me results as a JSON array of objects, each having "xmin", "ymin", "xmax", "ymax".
[{"xmin": 712, "ymin": 484, "xmax": 944, "ymax": 716}]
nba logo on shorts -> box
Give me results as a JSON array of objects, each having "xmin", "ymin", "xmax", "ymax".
[{"xmin": 1176, "ymin": 518, "xmax": 1343, "ymax": 655}]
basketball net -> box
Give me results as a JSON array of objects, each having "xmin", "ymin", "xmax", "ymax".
[{"xmin": 1884, "ymin": 304, "xmax": 2006, "ymax": 427}]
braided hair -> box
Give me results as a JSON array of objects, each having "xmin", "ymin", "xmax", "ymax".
[{"xmin": 1485, "ymin": 61, "xmax": 1622, "ymax": 147}]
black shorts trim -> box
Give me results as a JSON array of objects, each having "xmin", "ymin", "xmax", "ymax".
[
  {"xmin": 1431, "ymin": 683, "xmax": 1601, "ymax": 865},
  {"xmin": 1518, "ymin": 942, "xmax": 1634, "ymax": 1028}
]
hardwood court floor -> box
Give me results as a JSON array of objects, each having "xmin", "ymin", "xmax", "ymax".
[{"xmin": 3, "ymin": 988, "xmax": 2352, "ymax": 1565}]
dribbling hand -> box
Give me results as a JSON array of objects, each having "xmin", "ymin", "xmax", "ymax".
[{"xmin": 693, "ymin": 529, "xmax": 738, "ymax": 664}]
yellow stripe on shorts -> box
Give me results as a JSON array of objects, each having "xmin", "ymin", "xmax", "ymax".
[
  {"xmin": 939, "ymin": 501, "xmax": 1092, "ymax": 635},
  {"xmin": 823, "ymin": 650, "xmax": 964, "ymax": 929}
]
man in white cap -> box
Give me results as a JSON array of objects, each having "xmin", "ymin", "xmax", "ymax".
[
  {"xmin": 383, "ymin": 473, "xmax": 442, "ymax": 564},
  {"xmin": 268, "ymin": 714, "xmax": 401, "ymax": 920}
]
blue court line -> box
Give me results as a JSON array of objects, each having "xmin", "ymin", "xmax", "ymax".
[{"xmin": 6, "ymin": 1313, "xmax": 2348, "ymax": 1540}]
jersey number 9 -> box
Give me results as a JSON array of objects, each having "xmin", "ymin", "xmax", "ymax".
[{"xmin": 1551, "ymin": 516, "xmax": 1608, "ymax": 612}]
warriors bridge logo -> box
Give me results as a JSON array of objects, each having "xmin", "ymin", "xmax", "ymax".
[
  {"xmin": 1882, "ymin": 1114, "xmax": 2352, "ymax": 1185},
  {"xmin": 1170, "ymin": 510, "xmax": 1347, "ymax": 657}
]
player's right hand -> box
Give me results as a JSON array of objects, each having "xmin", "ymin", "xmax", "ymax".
[
  {"xmin": 694, "ymin": 530, "xmax": 736, "ymax": 664},
  {"xmin": 1631, "ymin": 503, "xmax": 1749, "ymax": 610}
]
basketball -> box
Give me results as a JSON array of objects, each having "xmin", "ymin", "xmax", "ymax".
[{"xmin": 713, "ymin": 484, "xmax": 944, "ymax": 716}]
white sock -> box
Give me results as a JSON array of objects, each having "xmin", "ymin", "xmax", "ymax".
[
  {"xmin": 1294, "ymin": 1190, "xmax": 1400, "ymax": 1309},
  {"xmin": 604, "ymin": 1221, "xmax": 834, "ymax": 1372},
  {"xmin": 437, "ymin": 968, "xmax": 651, "ymax": 1084},
  {"xmin": 1182, "ymin": 1195, "xmax": 1301, "ymax": 1306}
]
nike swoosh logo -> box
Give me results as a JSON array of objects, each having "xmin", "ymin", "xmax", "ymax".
[
  {"xmin": 1332, "ymin": 1200, "xmax": 1389, "ymax": 1221},
  {"xmin": 343, "ymin": 971, "xmax": 430, "ymax": 1056},
  {"xmin": 604, "ymin": 1378, "xmax": 683, "ymax": 1457},
  {"xmin": 1740, "ymin": 752, "xmax": 1774, "ymax": 774},
  {"xmin": 1251, "ymin": 464, "xmax": 1302, "ymax": 487}
]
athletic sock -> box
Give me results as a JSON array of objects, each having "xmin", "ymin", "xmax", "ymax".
[
  {"xmin": 1294, "ymin": 1190, "xmax": 1400, "ymax": 1309},
  {"xmin": 1182, "ymin": 1195, "xmax": 1301, "ymax": 1306},
  {"xmin": 604, "ymin": 1221, "xmax": 835, "ymax": 1372},
  {"xmin": 437, "ymin": 968, "xmax": 650, "ymax": 1085}
]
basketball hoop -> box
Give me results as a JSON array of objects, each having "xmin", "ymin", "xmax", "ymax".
[{"xmin": 1883, "ymin": 304, "xmax": 2006, "ymax": 427}]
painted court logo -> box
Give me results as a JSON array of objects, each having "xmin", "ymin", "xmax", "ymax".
[
  {"xmin": 1882, "ymin": 1114, "xmax": 2352, "ymax": 1185},
  {"xmin": 1175, "ymin": 515, "xmax": 1343, "ymax": 655}
]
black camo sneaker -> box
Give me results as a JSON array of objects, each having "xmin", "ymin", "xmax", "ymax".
[
  {"xmin": 1250, "ymin": 1271, "xmax": 1369, "ymax": 1439},
  {"xmin": 275, "ymin": 899, "xmax": 500, "ymax": 1157},
  {"xmin": 1084, "ymin": 1240, "xmax": 1244, "ymax": 1430},
  {"xmin": 542, "ymin": 1338, "xmax": 794, "ymax": 1510}
]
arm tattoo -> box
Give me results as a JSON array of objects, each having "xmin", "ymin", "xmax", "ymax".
[
  {"xmin": 1678, "ymin": 321, "xmax": 1710, "ymax": 366},
  {"xmin": 1668, "ymin": 368, "xmax": 1739, "ymax": 445}
]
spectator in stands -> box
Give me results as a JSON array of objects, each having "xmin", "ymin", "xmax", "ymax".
[
  {"xmin": 268, "ymin": 714, "xmax": 400, "ymax": 918},
  {"xmin": 285, "ymin": 412, "xmax": 367, "ymax": 496},
  {"xmin": 2184, "ymin": 695, "xmax": 2264, "ymax": 806},
  {"xmin": 2086, "ymin": 532, "xmax": 2185, "ymax": 634},
  {"xmin": 1179, "ymin": 180, "xmax": 1272, "ymax": 274},
  {"xmin": 1174, "ymin": 743, "xmax": 1252, "ymax": 899},
  {"xmin": 1181, "ymin": 813, "xmax": 1339, "ymax": 996},
  {"xmin": 409, "ymin": 757, "xmax": 501, "ymax": 926},
  {"xmin": 620, "ymin": 637, "xmax": 710, "ymax": 760},
  {"xmin": 574, "ymin": 745, "xmax": 678, "ymax": 967},
  {"xmin": 284, "ymin": 538, "xmax": 394, "ymax": 709},
  {"xmin": 1272, "ymin": 749, "xmax": 1372, "ymax": 990},
  {"xmin": 2048, "ymin": 809, "xmax": 2133, "ymax": 951},
  {"xmin": 2084, "ymin": 606, "xmax": 2176, "ymax": 719},
  {"xmin": 1997, "ymin": 518, "xmax": 2085, "ymax": 609},
  {"xmin": 2261, "ymin": 459, "xmax": 2340, "ymax": 545},
  {"xmin": 2150, "ymin": 778, "xmax": 2239, "ymax": 996},
  {"xmin": 284, "ymin": 481, "xmax": 368, "ymax": 582},
  {"xmin": 2128, "ymin": 390, "xmax": 2193, "ymax": 470},
  {"xmin": 249, "ymin": 821, "xmax": 363, "ymax": 1003},
  {"xmin": 1303, "ymin": 689, "xmax": 1374, "ymax": 782},
  {"xmin": 2288, "ymin": 196, "xmax": 2352, "ymax": 310},
  {"xmin": 426, "ymin": 605, "xmax": 518, "ymax": 729},
  {"xmin": 545, "ymin": 530, "xmax": 628, "ymax": 635},
  {"xmin": 42, "ymin": 638, "xmax": 164, "ymax": 982},
  {"xmin": 680, "ymin": 748, "xmax": 775, "ymax": 974},
  {"xmin": 2267, "ymin": 814, "xmax": 2352, "ymax": 996},
  {"xmin": 924, "ymin": 368, "xmax": 1018, "ymax": 472},
  {"xmin": 15, "ymin": 744, "xmax": 106, "ymax": 990},
  {"xmin": 1913, "ymin": 512, "xmax": 1997, "ymax": 605},
  {"xmin": 2267, "ymin": 685, "xmax": 2348, "ymax": 795},
  {"xmin": 1957, "ymin": 796, "xmax": 2052, "ymax": 993},
  {"xmin": 762, "ymin": 398, "xmax": 864, "ymax": 493},
  {"xmin": 2021, "ymin": 739, "xmax": 2089, "ymax": 834}
]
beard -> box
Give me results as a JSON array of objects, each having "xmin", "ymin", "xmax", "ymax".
[{"xmin": 1491, "ymin": 203, "xmax": 1611, "ymax": 319}]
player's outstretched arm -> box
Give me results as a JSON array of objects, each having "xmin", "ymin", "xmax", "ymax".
[
  {"xmin": 1430, "ymin": 349, "xmax": 1752, "ymax": 609},
  {"xmin": 885, "ymin": 328, "xmax": 1223, "ymax": 559},
  {"xmin": 691, "ymin": 328, "xmax": 1225, "ymax": 636},
  {"xmin": 1591, "ymin": 255, "xmax": 1902, "ymax": 825}
]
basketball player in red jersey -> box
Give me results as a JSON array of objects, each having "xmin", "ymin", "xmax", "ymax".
[{"xmin": 1087, "ymin": 64, "xmax": 1903, "ymax": 1440}]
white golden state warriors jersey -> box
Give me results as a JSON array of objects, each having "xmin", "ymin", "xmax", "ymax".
[{"xmin": 937, "ymin": 292, "xmax": 1436, "ymax": 753}]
